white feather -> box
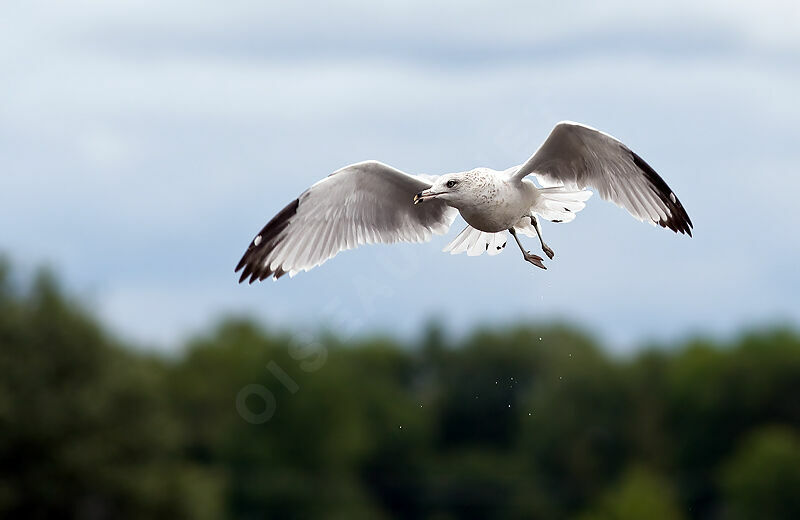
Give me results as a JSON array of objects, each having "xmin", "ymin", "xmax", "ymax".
[{"xmin": 444, "ymin": 225, "xmax": 507, "ymax": 257}]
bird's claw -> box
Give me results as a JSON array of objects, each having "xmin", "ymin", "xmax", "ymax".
[
  {"xmin": 523, "ymin": 252, "xmax": 547, "ymax": 270},
  {"xmin": 542, "ymin": 244, "xmax": 555, "ymax": 260}
]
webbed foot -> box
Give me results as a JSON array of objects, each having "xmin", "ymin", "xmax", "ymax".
[{"xmin": 523, "ymin": 252, "xmax": 547, "ymax": 270}]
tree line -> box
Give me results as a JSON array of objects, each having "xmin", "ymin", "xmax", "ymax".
[{"xmin": 2, "ymin": 261, "xmax": 799, "ymax": 519}]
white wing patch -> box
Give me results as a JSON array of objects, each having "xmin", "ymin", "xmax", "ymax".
[
  {"xmin": 443, "ymin": 225, "xmax": 507, "ymax": 257},
  {"xmin": 533, "ymin": 187, "xmax": 593, "ymax": 223}
]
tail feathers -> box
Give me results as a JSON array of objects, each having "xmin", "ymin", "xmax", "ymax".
[
  {"xmin": 535, "ymin": 187, "xmax": 592, "ymax": 223},
  {"xmin": 443, "ymin": 225, "xmax": 507, "ymax": 256}
]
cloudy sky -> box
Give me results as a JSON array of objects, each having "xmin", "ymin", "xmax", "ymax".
[{"xmin": 2, "ymin": 1, "xmax": 799, "ymax": 350}]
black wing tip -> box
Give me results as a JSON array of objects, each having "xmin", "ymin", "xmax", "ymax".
[
  {"xmin": 656, "ymin": 217, "xmax": 693, "ymax": 237},
  {"xmin": 234, "ymin": 198, "xmax": 300, "ymax": 285},
  {"xmin": 630, "ymin": 151, "xmax": 693, "ymax": 238}
]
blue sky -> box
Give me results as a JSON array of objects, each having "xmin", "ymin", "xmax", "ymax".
[{"xmin": 2, "ymin": 1, "xmax": 799, "ymax": 351}]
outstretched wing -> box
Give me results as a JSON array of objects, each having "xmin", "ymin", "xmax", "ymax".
[
  {"xmin": 512, "ymin": 121, "xmax": 692, "ymax": 235},
  {"xmin": 235, "ymin": 160, "xmax": 457, "ymax": 282}
]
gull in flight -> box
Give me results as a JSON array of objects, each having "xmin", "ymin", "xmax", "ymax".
[{"xmin": 236, "ymin": 121, "xmax": 692, "ymax": 282}]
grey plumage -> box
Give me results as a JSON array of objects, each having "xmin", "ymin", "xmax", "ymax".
[{"xmin": 513, "ymin": 122, "xmax": 692, "ymax": 235}]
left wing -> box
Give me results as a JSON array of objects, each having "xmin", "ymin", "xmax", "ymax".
[{"xmin": 512, "ymin": 121, "xmax": 692, "ymax": 235}]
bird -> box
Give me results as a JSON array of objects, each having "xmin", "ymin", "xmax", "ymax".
[{"xmin": 235, "ymin": 121, "xmax": 692, "ymax": 282}]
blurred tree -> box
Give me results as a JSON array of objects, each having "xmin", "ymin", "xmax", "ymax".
[
  {"xmin": 626, "ymin": 350, "xmax": 673, "ymax": 470},
  {"xmin": 517, "ymin": 326, "xmax": 629, "ymax": 517},
  {"xmin": 0, "ymin": 266, "xmax": 222, "ymax": 518},
  {"xmin": 720, "ymin": 426, "xmax": 800, "ymax": 520},
  {"xmin": 576, "ymin": 466, "xmax": 686, "ymax": 520},
  {"xmin": 664, "ymin": 330, "xmax": 800, "ymax": 517},
  {"xmin": 422, "ymin": 450, "xmax": 526, "ymax": 519},
  {"xmin": 2, "ymin": 258, "xmax": 800, "ymax": 520},
  {"xmin": 437, "ymin": 324, "xmax": 597, "ymax": 450}
]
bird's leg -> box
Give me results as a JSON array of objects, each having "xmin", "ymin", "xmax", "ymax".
[
  {"xmin": 529, "ymin": 215, "xmax": 555, "ymax": 259},
  {"xmin": 509, "ymin": 227, "xmax": 546, "ymax": 270}
]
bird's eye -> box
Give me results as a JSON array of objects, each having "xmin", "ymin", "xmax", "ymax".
[{"xmin": 446, "ymin": 180, "xmax": 458, "ymax": 189}]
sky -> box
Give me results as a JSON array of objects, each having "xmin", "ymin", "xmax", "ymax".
[{"xmin": 2, "ymin": 1, "xmax": 799, "ymax": 351}]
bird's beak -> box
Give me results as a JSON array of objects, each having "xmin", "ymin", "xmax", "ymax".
[{"xmin": 413, "ymin": 189, "xmax": 439, "ymax": 204}]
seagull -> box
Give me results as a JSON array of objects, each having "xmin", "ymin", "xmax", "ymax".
[{"xmin": 236, "ymin": 121, "xmax": 692, "ymax": 282}]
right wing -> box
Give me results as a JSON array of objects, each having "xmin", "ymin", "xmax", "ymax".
[{"xmin": 235, "ymin": 161, "xmax": 457, "ymax": 282}]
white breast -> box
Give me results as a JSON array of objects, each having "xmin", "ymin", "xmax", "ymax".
[{"xmin": 458, "ymin": 172, "xmax": 534, "ymax": 233}]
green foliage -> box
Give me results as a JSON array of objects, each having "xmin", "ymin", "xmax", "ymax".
[
  {"xmin": 1, "ymin": 262, "xmax": 799, "ymax": 519},
  {"xmin": 0, "ymin": 266, "xmax": 224, "ymax": 518},
  {"xmin": 576, "ymin": 466, "xmax": 685, "ymax": 520},
  {"xmin": 662, "ymin": 331, "xmax": 800, "ymax": 517},
  {"xmin": 720, "ymin": 426, "xmax": 800, "ymax": 519}
]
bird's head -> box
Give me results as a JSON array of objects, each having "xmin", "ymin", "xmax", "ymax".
[{"xmin": 413, "ymin": 173, "xmax": 474, "ymax": 208}]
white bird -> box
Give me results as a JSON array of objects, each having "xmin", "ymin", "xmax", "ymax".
[{"xmin": 236, "ymin": 121, "xmax": 692, "ymax": 282}]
